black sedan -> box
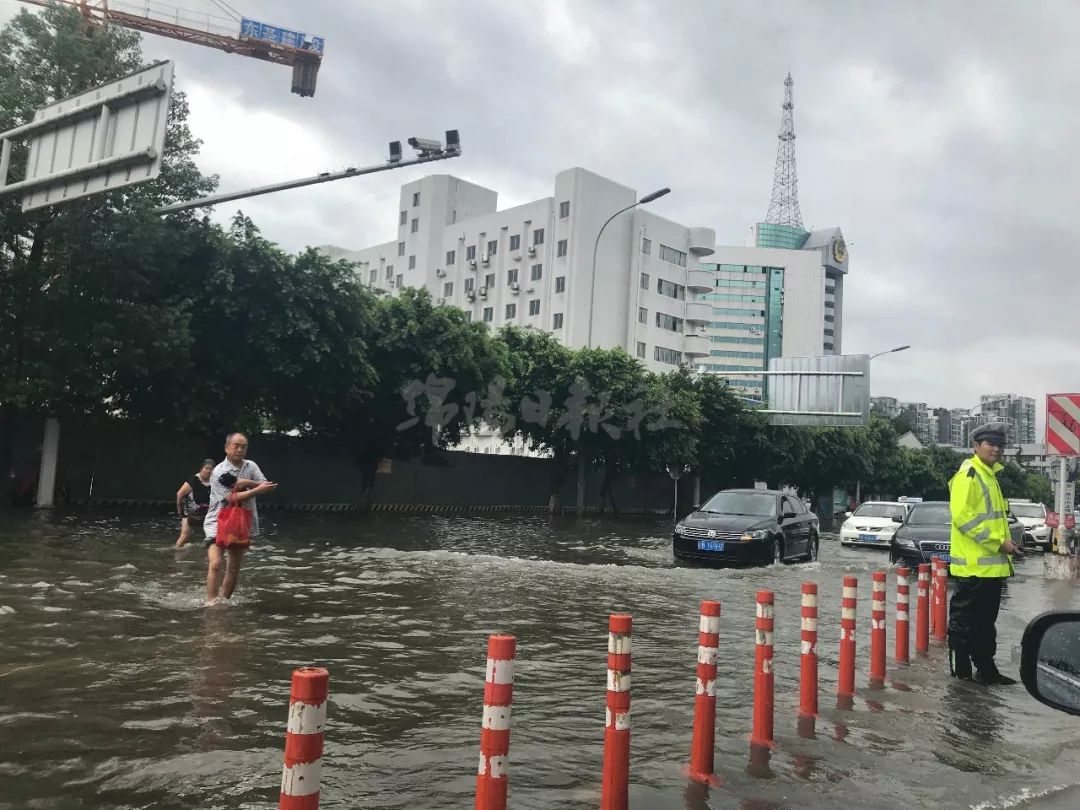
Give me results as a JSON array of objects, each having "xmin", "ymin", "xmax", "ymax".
[
  {"xmin": 889, "ymin": 500, "xmax": 1025, "ymax": 568},
  {"xmin": 672, "ymin": 488, "xmax": 820, "ymax": 566}
]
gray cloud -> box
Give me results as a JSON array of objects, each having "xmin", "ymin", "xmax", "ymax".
[{"xmin": 3, "ymin": 0, "xmax": 1079, "ymax": 422}]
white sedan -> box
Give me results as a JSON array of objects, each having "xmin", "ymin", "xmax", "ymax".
[{"xmin": 839, "ymin": 501, "xmax": 909, "ymax": 548}]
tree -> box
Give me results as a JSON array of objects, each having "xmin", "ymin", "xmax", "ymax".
[
  {"xmin": 690, "ymin": 374, "xmax": 747, "ymax": 490},
  {"xmin": 0, "ymin": 5, "xmax": 215, "ymax": 490}
]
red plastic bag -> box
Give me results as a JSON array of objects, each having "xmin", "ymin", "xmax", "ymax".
[{"xmin": 216, "ymin": 492, "xmax": 251, "ymax": 548}]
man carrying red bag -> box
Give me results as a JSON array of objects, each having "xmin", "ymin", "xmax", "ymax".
[{"xmin": 203, "ymin": 432, "xmax": 278, "ymax": 604}]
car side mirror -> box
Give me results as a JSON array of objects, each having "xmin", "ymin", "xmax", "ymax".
[
  {"xmin": 690, "ymin": 504, "xmax": 701, "ymax": 513},
  {"xmin": 844, "ymin": 511, "xmax": 853, "ymax": 518},
  {"xmin": 1008, "ymin": 513, "xmax": 1019, "ymax": 524},
  {"xmin": 1021, "ymin": 612, "xmax": 1080, "ymax": 716},
  {"xmin": 782, "ymin": 511, "xmax": 797, "ymax": 521},
  {"xmin": 891, "ymin": 515, "xmax": 904, "ymax": 523}
]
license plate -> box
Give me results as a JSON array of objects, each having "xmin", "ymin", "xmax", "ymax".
[
  {"xmin": 697, "ymin": 540, "xmax": 725, "ymax": 552},
  {"xmin": 931, "ymin": 553, "xmax": 951, "ymax": 563},
  {"xmin": 858, "ymin": 533, "xmax": 878, "ymax": 543}
]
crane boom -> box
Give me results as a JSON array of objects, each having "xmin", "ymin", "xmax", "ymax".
[{"xmin": 16, "ymin": 0, "xmax": 323, "ymax": 96}]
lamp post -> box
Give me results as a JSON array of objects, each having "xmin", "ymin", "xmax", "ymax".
[
  {"xmin": 586, "ymin": 187, "xmax": 670, "ymax": 348},
  {"xmin": 869, "ymin": 345, "xmax": 910, "ymax": 360}
]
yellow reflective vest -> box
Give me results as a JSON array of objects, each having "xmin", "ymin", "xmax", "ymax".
[{"xmin": 949, "ymin": 456, "xmax": 1012, "ymax": 578}]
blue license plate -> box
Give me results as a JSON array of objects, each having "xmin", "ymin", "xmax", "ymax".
[
  {"xmin": 935, "ymin": 553, "xmax": 950, "ymax": 563},
  {"xmin": 858, "ymin": 533, "xmax": 878, "ymax": 543},
  {"xmin": 697, "ymin": 540, "xmax": 725, "ymax": 552}
]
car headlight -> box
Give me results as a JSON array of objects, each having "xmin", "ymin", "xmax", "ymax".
[
  {"xmin": 675, "ymin": 523, "xmax": 686, "ymax": 534},
  {"xmin": 896, "ymin": 537, "xmax": 916, "ymax": 548},
  {"xmin": 741, "ymin": 529, "xmax": 769, "ymax": 542}
]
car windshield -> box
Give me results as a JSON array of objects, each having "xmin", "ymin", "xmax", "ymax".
[
  {"xmin": 1011, "ymin": 504, "xmax": 1045, "ymax": 519},
  {"xmin": 700, "ymin": 492, "xmax": 776, "ymax": 517},
  {"xmin": 908, "ymin": 504, "xmax": 950, "ymax": 525},
  {"xmin": 853, "ymin": 503, "xmax": 906, "ymax": 520}
]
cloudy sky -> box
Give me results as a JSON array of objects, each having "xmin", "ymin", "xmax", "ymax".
[{"xmin": 4, "ymin": 0, "xmax": 1079, "ymax": 425}]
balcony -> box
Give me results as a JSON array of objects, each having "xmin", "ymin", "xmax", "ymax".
[
  {"xmin": 683, "ymin": 332, "xmax": 709, "ymax": 357},
  {"xmin": 688, "ymin": 226, "xmax": 716, "ymax": 256},
  {"xmin": 684, "ymin": 301, "xmax": 712, "ymax": 324},
  {"xmin": 686, "ymin": 269, "xmax": 713, "ymax": 292}
]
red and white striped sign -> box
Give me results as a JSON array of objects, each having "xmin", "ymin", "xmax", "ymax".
[{"xmin": 1047, "ymin": 394, "xmax": 1080, "ymax": 456}]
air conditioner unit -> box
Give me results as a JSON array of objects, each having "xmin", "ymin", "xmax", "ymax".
[
  {"xmin": 468, "ymin": 259, "xmax": 477, "ymax": 269},
  {"xmin": 527, "ymin": 246, "xmax": 537, "ymax": 257},
  {"xmin": 436, "ymin": 268, "xmax": 446, "ymax": 277},
  {"xmin": 479, "ymin": 287, "xmax": 488, "ymax": 297},
  {"xmin": 526, "ymin": 287, "xmax": 535, "ymax": 293},
  {"xmin": 509, "ymin": 281, "xmax": 520, "ymax": 291},
  {"xmin": 512, "ymin": 253, "xmax": 522, "ymax": 261},
  {"xmin": 466, "ymin": 290, "xmax": 476, "ymax": 301},
  {"xmin": 481, "ymin": 253, "xmax": 490, "ymax": 265}
]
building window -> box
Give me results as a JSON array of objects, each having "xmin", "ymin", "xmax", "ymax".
[
  {"xmin": 411, "ymin": 218, "xmax": 419, "ymax": 233},
  {"xmin": 559, "ymin": 200, "xmax": 570, "ymax": 218},
  {"xmin": 533, "ymin": 227, "xmax": 545, "ymax": 246},
  {"xmin": 400, "ymin": 210, "xmax": 407, "ymax": 226},
  {"xmin": 508, "ymin": 268, "xmax": 519, "ymax": 285},
  {"xmin": 636, "ymin": 341, "xmax": 646, "ymax": 358},
  {"xmin": 466, "ymin": 245, "xmax": 477, "ymax": 261},
  {"xmin": 396, "ymin": 274, "xmax": 403, "ymax": 289},
  {"xmin": 412, "ymin": 191, "xmax": 420, "ymax": 207},
  {"xmin": 487, "ymin": 239, "xmax": 497, "ymax": 256},
  {"xmin": 446, "ymin": 249, "xmax": 456, "ymax": 265},
  {"xmin": 642, "ymin": 237, "xmax": 652, "ymax": 255},
  {"xmin": 530, "ymin": 264, "xmax": 543, "ymax": 281},
  {"xmin": 708, "ymin": 349, "xmax": 765, "ymax": 359},
  {"xmin": 654, "ymin": 346, "xmax": 683, "ymax": 365},
  {"xmin": 655, "ymin": 312, "xmax": 684, "ymax": 332},
  {"xmin": 407, "ymin": 255, "xmax": 417, "ymax": 270},
  {"xmin": 553, "ymin": 312, "xmax": 564, "ymax": 329},
  {"xmin": 443, "ymin": 281, "xmax": 453, "ymax": 297},
  {"xmin": 485, "ymin": 273, "xmax": 495, "ymax": 289},
  {"xmin": 656, "ymin": 278, "xmax": 686, "ymax": 300},
  {"xmin": 529, "ymin": 299, "xmax": 540, "ymax": 316},
  {"xmin": 369, "ymin": 269, "xmax": 377, "ymax": 284},
  {"xmin": 506, "ymin": 303, "xmax": 517, "ymax": 319},
  {"xmin": 638, "ymin": 307, "xmax": 648, "ymax": 324},
  {"xmin": 555, "ymin": 276, "xmax": 566, "ymax": 293},
  {"xmin": 464, "ymin": 311, "xmax": 472, "ymax": 322},
  {"xmin": 397, "ymin": 241, "xmax": 405, "ymax": 256},
  {"xmin": 640, "ymin": 272, "xmax": 649, "ymax": 290},
  {"xmin": 659, "ymin": 244, "xmax": 687, "ymax": 267},
  {"xmin": 557, "ymin": 239, "xmax": 568, "ymax": 258},
  {"xmin": 824, "ymin": 328, "xmax": 834, "ymax": 336},
  {"xmin": 825, "ymin": 300, "xmax": 835, "ymax": 309},
  {"xmin": 825, "ymin": 314, "xmax": 835, "ymax": 323},
  {"xmin": 483, "ymin": 307, "xmax": 493, "ymax": 323},
  {"xmin": 464, "ymin": 278, "xmax": 474, "ymax": 293},
  {"xmin": 510, "ymin": 234, "xmax": 521, "ymax": 251},
  {"xmin": 386, "ymin": 264, "xmax": 394, "ymax": 278}
]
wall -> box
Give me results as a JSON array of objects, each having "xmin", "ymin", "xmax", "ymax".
[{"xmin": 8, "ymin": 418, "xmax": 681, "ymax": 513}]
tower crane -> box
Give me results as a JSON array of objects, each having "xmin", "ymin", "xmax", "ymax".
[{"xmin": 16, "ymin": 0, "xmax": 324, "ymax": 96}]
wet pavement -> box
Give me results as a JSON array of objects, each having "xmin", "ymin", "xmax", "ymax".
[{"xmin": 2, "ymin": 509, "xmax": 1080, "ymax": 809}]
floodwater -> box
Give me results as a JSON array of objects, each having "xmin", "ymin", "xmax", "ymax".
[{"xmin": 3, "ymin": 510, "xmax": 1080, "ymax": 809}]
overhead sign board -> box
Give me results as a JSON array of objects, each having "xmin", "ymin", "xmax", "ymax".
[
  {"xmin": 0, "ymin": 61, "xmax": 173, "ymax": 212},
  {"xmin": 763, "ymin": 354, "xmax": 870, "ymax": 428},
  {"xmin": 240, "ymin": 18, "xmax": 324, "ymax": 53},
  {"xmin": 1047, "ymin": 393, "xmax": 1080, "ymax": 456}
]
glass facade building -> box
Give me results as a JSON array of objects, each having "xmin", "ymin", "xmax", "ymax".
[{"xmin": 754, "ymin": 223, "xmax": 809, "ymax": 250}]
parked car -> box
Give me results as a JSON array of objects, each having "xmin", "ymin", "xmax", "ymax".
[
  {"xmin": 1009, "ymin": 500, "xmax": 1051, "ymax": 550},
  {"xmin": 672, "ymin": 488, "xmax": 820, "ymax": 566},
  {"xmin": 839, "ymin": 501, "xmax": 910, "ymax": 549},
  {"xmin": 889, "ymin": 500, "xmax": 1024, "ymax": 567}
]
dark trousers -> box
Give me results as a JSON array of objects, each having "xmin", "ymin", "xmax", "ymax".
[{"xmin": 948, "ymin": 576, "xmax": 1004, "ymax": 666}]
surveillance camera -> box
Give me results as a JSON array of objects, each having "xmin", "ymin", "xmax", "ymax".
[{"xmin": 408, "ymin": 137, "xmax": 443, "ymax": 155}]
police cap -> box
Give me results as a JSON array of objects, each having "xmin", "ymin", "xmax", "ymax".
[{"xmin": 971, "ymin": 422, "xmax": 1007, "ymax": 445}]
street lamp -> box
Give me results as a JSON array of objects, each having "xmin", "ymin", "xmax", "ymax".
[
  {"xmin": 869, "ymin": 345, "xmax": 910, "ymax": 360},
  {"xmin": 586, "ymin": 187, "xmax": 671, "ymax": 347}
]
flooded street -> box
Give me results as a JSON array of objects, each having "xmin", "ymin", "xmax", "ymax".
[{"xmin": 3, "ymin": 509, "xmax": 1080, "ymax": 809}]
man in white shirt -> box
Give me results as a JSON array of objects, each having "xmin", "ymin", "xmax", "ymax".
[{"xmin": 203, "ymin": 432, "xmax": 277, "ymax": 603}]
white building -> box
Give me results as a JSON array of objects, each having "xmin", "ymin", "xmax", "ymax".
[
  {"xmin": 319, "ymin": 166, "xmax": 847, "ymax": 397},
  {"xmin": 980, "ymin": 393, "xmax": 1038, "ymax": 445}
]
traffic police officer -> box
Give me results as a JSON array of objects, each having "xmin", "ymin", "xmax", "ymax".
[{"xmin": 948, "ymin": 421, "xmax": 1022, "ymax": 685}]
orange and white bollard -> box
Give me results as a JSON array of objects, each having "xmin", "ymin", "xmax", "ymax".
[
  {"xmin": 687, "ymin": 601, "xmax": 723, "ymax": 787},
  {"xmin": 751, "ymin": 590, "xmax": 775, "ymax": 748},
  {"xmin": 932, "ymin": 557, "xmax": 948, "ymax": 643},
  {"xmin": 869, "ymin": 571, "xmax": 887, "ymax": 686},
  {"xmin": 602, "ymin": 614, "xmax": 632, "ymax": 810},
  {"xmin": 476, "ymin": 634, "xmax": 516, "ymax": 810},
  {"xmin": 280, "ymin": 667, "xmax": 329, "ymax": 810},
  {"xmin": 915, "ymin": 563, "xmax": 930, "ymax": 655},
  {"xmin": 837, "ymin": 576, "xmax": 857, "ymax": 698},
  {"xmin": 895, "ymin": 567, "xmax": 910, "ymax": 664},
  {"xmin": 799, "ymin": 582, "xmax": 818, "ymax": 718}
]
